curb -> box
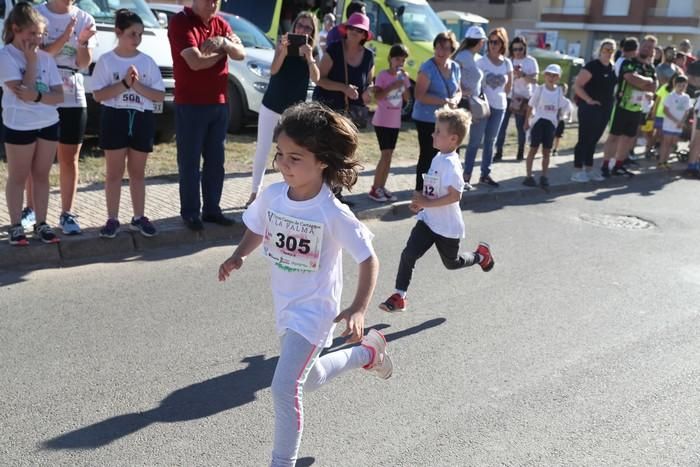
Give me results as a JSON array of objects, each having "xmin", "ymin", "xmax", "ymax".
[{"xmin": 0, "ymin": 168, "xmax": 685, "ymax": 270}]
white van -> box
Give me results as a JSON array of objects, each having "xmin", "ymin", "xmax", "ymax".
[{"xmin": 0, "ymin": 0, "xmax": 176, "ymax": 142}]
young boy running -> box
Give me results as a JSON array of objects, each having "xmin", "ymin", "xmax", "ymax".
[{"xmin": 379, "ymin": 108, "xmax": 494, "ymax": 312}]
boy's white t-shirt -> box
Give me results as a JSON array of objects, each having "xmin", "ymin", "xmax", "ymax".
[
  {"xmin": 243, "ymin": 182, "xmax": 375, "ymax": 348},
  {"xmin": 476, "ymin": 55, "xmax": 513, "ymax": 110},
  {"xmin": 0, "ymin": 45, "xmax": 61, "ymax": 131},
  {"xmin": 528, "ymin": 84, "xmax": 570, "ymax": 127},
  {"xmin": 417, "ymin": 151, "xmax": 465, "ymax": 239},
  {"xmin": 91, "ymin": 51, "xmax": 165, "ymax": 112},
  {"xmin": 36, "ymin": 3, "xmax": 97, "ymax": 107},
  {"xmin": 662, "ymin": 91, "xmax": 691, "ymax": 133}
]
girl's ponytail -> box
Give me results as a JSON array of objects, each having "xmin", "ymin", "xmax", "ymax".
[{"xmin": 3, "ymin": 1, "xmax": 45, "ymax": 45}]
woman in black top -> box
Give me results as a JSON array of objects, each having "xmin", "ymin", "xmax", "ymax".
[
  {"xmin": 572, "ymin": 39, "xmax": 617, "ymax": 182},
  {"xmin": 247, "ymin": 12, "xmax": 320, "ymax": 207}
]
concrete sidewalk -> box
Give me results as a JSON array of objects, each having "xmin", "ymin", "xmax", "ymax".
[{"xmin": 0, "ymin": 147, "xmax": 685, "ymax": 268}]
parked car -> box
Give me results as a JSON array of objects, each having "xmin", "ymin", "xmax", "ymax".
[
  {"xmin": 0, "ymin": 0, "xmax": 177, "ymax": 143},
  {"xmin": 149, "ymin": 3, "xmax": 275, "ymax": 133}
]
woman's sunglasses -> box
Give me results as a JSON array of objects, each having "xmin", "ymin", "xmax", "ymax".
[
  {"xmin": 347, "ymin": 25, "xmax": 366, "ymax": 34},
  {"xmin": 489, "ymin": 39, "xmax": 502, "ymax": 46},
  {"xmin": 512, "ymin": 46, "xmax": 524, "ymax": 52}
]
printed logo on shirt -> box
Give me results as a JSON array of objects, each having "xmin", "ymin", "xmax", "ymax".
[
  {"xmin": 263, "ymin": 210, "xmax": 324, "ymax": 272},
  {"xmin": 113, "ymin": 72, "xmax": 120, "ymax": 81},
  {"xmin": 60, "ymin": 44, "xmax": 77, "ymax": 58},
  {"xmin": 35, "ymin": 80, "xmax": 49, "ymax": 93},
  {"xmin": 484, "ymin": 72, "xmax": 506, "ymax": 90}
]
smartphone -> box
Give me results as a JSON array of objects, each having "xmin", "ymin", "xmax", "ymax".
[{"xmin": 287, "ymin": 34, "xmax": 309, "ymax": 56}]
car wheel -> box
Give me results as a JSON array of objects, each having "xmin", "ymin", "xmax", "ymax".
[
  {"xmin": 227, "ymin": 81, "xmax": 245, "ymax": 134},
  {"xmin": 401, "ymin": 81, "xmax": 415, "ymax": 121}
]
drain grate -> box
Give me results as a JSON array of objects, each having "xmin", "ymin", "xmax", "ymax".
[{"xmin": 578, "ymin": 214, "xmax": 656, "ymax": 230}]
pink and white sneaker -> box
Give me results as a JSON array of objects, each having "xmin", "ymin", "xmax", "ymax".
[{"xmin": 361, "ymin": 329, "xmax": 393, "ymax": 379}]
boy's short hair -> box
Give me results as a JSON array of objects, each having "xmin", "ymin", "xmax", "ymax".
[
  {"xmin": 434, "ymin": 107, "xmax": 471, "ymax": 145},
  {"xmin": 622, "ymin": 37, "xmax": 639, "ymax": 52}
]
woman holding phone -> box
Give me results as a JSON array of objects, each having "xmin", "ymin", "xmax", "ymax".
[{"xmin": 246, "ymin": 11, "xmax": 320, "ymax": 207}]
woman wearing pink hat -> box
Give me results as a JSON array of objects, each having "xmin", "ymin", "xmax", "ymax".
[{"xmin": 312, "ymin": 12, "xmax": 375, "ymax": 205}]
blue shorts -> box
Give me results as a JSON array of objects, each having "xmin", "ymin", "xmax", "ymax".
[
  {"xmin": 99, "ymin": 106, "xmax": 155, "ymax": 153},
  {"xmin": 3, "ymin": 122, "xmax": 60, "ymax": 145},
  {"xmin": 663, "ymin": 129, "xmax": 681, "ymax": 137},
  {"xmin": 654, "ymin": 117, "xmax": 663, "ymax": 129},
  {"xmin": 529, "ymin": 119, "xmax": 556, "ymax": 149}
]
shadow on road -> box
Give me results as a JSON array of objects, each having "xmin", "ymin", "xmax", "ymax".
[{"xmin": 42, "ymin": 318, "xmax": 446, "ymax": 451}]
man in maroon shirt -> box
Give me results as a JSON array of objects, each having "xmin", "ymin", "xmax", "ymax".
[{"xmin": 168, "ymin": 0, "xmax": 245, "ymax": 230}]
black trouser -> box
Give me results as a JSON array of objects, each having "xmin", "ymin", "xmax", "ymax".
[
  {"xmin": 574, "ymin": 101, "xmax": 612, "ymax": 168},
  {"xmin": 395, "ymin": 220, "xmax": 476, "ymax": 292},
  {"xmin": 414, "ymin": 119, "xmax": 437, "ymax": 191}
]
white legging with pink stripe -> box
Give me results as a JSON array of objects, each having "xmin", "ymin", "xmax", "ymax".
[
  {"xmin": 251, "ymin": 104, "xmax": 282, "ymax": 196},
  {"xmin": 270, "ymin": 329, "xmax": 371, "ymax": 467}
]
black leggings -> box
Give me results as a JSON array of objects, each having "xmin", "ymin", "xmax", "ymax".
[
  {"xmin": 574, "ymin": 102, "xmax": 612, "ymax": 168},
  {"xmin": 414, "ymin": 119, "xmax": 437, "ymax": 191}
]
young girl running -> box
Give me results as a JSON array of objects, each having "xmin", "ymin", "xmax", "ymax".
[
  {"xmin": 1, "ymin": 2, "xmax": 64, "ymax": 245},
  {"xmin": 368, "ymin": 43, "xmax": 411, "ymax": 202},
  {"xmin": 218, "ymin": 102, "xmax": 391, "ymax": 467},
  {"xmin": 91, "ymin": 9, "xmax": 165, "ymax": 238}
]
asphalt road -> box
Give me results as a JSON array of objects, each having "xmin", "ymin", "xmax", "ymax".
[{"xmin": 2, "ymin": 176, "xmax": 700, "ymax": 466}]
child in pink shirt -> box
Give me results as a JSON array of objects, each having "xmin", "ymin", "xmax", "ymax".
[{"xmin": 369, "ymin": 44, "xmax": 411, "ymax": 202}]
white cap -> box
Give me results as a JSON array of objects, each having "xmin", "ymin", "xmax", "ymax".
[
  {"xmin": 544, "ymin": 63, "xmax": 562, "ymax": 75},
  {"xmin": 464, "ymin": 26, "xmax": 487, "ymax": 40}
]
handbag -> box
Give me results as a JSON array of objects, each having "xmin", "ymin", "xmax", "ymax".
[
  {"xmin": 342, "ymin": 44, "xmax": 369, "ymax": 129},
  {"xmin": 467, "ymin": 94, "xmax": 490, "ymax": 120},
  {"xmin": 509, "ymin": 95, "xmax": 528, "ymax": 115}
]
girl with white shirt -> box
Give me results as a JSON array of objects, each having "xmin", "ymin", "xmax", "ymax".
[
  {"xmin": 91, "ymin": 10, "xmax": 165, "ymax": 239},
  {"xmin": 1, "ymin": 3, "xmax": 64, "ymax": 245},
  {"xmin": 218, "ymin": 102, "xmax": 390, "ymax": 467},
  {"xmin": 36, "ymin": 0, "xmax": 96, "ymax": 235},
  {"xmin": 463, "ymin": 28, "xmax": 512, "ymax": 188}
]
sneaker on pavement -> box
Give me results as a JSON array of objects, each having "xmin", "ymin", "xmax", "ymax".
[
  {"xmin": 368, "ymin": 186, "xmax": 388, "ymax": 202},
  {"xmin": 522, "ymin": 176, "xmax": 536, "ymax": 187},
  {"xmin": 379, "ymin": 187, "xmax": 397, "ymax": 202},
  {"xmin": 33, "ymin": 222, "xmax": 60, "ymax": 244},
  {"xmin": 476, "ymin": 241, "xmax": 494, "ymax": 272},
  {"xmin": 588, "ymin": 170, "xmax": 605, "ymax": 182},
  {"xmin": 479, "ymin": 175, "xmax": 499, "ymax": 187},
  {"xmin": 552, "ymin": 149, "xmax": 558, "ymax": 157},
  {"xmin": 99, "ymin": 218, "xmax": 120, "ymax": 239},
  {"xmin": 130, "ymin": 216, "xmax": 158, "ymax": 237},
  {"xmin": 8, "ymin": 224, "xmax": 29, "ymax": 246},
  {"xmin": 601, "ymin": 165, "xmax": 611, "ymax": 178},
  {"xmin": 571, "ymin": 171, "xmax": 589, "ymax": 183},
  {"xmin": 20, "ymin": 207, "xmax": 35, "ymax": 230},
  {"xmin": 611, "ymin": 165, "xmax": 635, "ymax": 177},
  {"xmin": 59, "ymin": 212, "xmax": 82, "ymax": 235},
  {"xmin": 379, "ymin": 293, "xmax": 407, "ymax": 312},
  {"xmin": 361, "ymin": 329, "xmax": 393, "ymax": 379},
  {"xmin": 539, "ymin": 176, "xmax": 550, "ymax": 188}
]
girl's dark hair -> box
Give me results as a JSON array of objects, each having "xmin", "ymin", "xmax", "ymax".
[
  {"xmin": 3, "ymin": 2, "xmax": 45, "ymax": 45},
  {"xmin": 675, "ymin": 74, "xmax": 688, "ymax": 84},
  {"xmin": 115, "ymin": 9, "xmax": 143, "ymax": 31},
  {"xmin": 389, "ymin": 43, "xmax": 409, "ymax": 59},
  {"xmin": 508, "ymin": 35, "xmax": 528, "ymax": 56},
  {"xmin": 665, "ymin": 72, "xmax": 680, "ymax": 92},
  {"xmin": 273, "ymin": 102, "xmax": 362, "ymax": 190}
]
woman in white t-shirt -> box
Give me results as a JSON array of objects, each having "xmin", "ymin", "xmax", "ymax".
[
  {"xmin": 1, "ymin": 3, "xmax": 64, "ymax": 245},
  {"xmin": 35, "ymin": 0, "xmax": 96, "ymax": 235},
  {"xmin": 495, "ymin": 36, "xmax": 538, "ymax": 162},
  {"xmin": 463, "ymin": 28, "xmax": 512, "ymax": 188},
  {"xmin": 218, "ymin": 102, "xmax": 390, "ymax": 467},
  {"xmin": 91, "ymin": 10, "xmax": 165, "ymax": 239}
]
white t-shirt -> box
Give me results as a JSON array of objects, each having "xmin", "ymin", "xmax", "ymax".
[
  {"xmin": 0, "ymin": 45, "xmax": 61, "ymax": 131},
  {"xmin": 243, "ymin": 182, "xmax": 375, "ymax": 348},
  {"xmin": 36, "ymin": 3, "xmax": 97, "ymax": 107},
  {"xmin": 91, "ymin": 51, "xmax": 165, "ymax": 112},
  {"xmin": 417, "ymin": 151, "xmax": 465, "ymax": 239},
  {"xmin": 476, "ymin": 55, "xmax": 513, "ymax": 110},
  {"xmin": 662, "ymin": 91, "xmax": 691, "ymax": 133},
  {"xmin": 528, "ymin": 84, "xmax": 570, "ymax": 127},
  {"xmin": 511, "ymin": 55, "xmax": 538, "ymax": 98}
]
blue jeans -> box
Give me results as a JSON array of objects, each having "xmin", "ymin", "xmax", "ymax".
[
  {"xmin": 464, "ymin": 107, "xmax": 506, "ymax": 179},
  {"xmin": 175, "ymin": 103, "xmax": 229, "ymax": 220},
  {"xmin": 496, "ymin": 103, "xmax": 527, "ymax": 158}
]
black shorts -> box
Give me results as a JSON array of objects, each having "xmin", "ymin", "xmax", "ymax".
[
  {"xmin": 99, "ymin": 106, "xmax": 156, "ymax": 153},
  {"xmin": 3, "ymin": 122, "xmax": 60, "ymax": 145},
  {"xmin": 555, "ymin": 120, "xmax": 565, "ymax": 138},
  {"xmin": 530, "ymin": 119, "xmax": 556, "ymax": 149},
  {"xmin": 374, "ymin": 126, "xmax": 400, "ymax": 151},
  {"xmin": 609, "ymin": 106, "xmax": 643, "ymax": 137},
  {"xmin": 57, "ymin": 107, "xmax": 87, "ymax": 145}
]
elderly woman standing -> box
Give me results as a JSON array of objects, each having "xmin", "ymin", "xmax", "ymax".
[
  {"xmin": 571, "ymin": 39, "xmax": 617, "ymax": 182},
  {"xmin": 411, "ymin": 31, "xmax": 461, "ymax": 191},
  {"xmin": 463, "ymin": 28, "xmax": 512, "ymax": 188},
  {"xmin": 495, "ymin": 35, "xmax": 538, "ymax": 162}
]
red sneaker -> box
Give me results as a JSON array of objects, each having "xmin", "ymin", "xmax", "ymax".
[
  {"xmin": 476, "ymin": 242, "xmax": 494, "ymax": 272},
  {"xmin": 378, "ymin": 293, "xmax": 407, "ymax": 312}
]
